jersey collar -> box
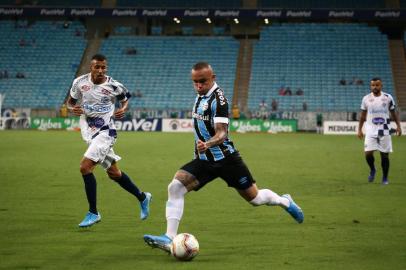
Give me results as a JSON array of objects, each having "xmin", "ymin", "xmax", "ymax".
[{"xmin": 199, "ymin": 82, "xmax": 218, "ymax": 98}]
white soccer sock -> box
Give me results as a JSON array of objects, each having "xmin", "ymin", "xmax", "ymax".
[
  {"xmin": 249, "ymin": 189, "xmax": 290, "ymax": 208},
  {"xmin": 165, "ymin": 179, "xmax": 187, "ymax": 239}
]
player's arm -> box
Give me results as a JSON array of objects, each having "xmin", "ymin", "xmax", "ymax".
[
  {"xmin": 197, "ymin": 122, "xmax": 228, "ymax": 152},
  {"xmin": 357, "ymin": 110, "xmax": 367, "ymax": 139},
  {"xmin": 114, "ymin": 99, "xmax": 129, "ymax": 119},
  {"xmin": 66, "ymin": 95, "xmax": 84, "ymax": 116},
  {"xmin": 390, "ymin": 109, "xmax": 402, "ymax": 136}
]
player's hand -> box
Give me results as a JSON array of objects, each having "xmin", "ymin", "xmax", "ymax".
[
  {"xmin": 71, "ymin": 105, "xmax": 84, "ymax": 116},
  {"xmin": 197, "ymin": 140, "xmax": 208, "ymax": 153},
  {"xmin": 114, "ymin": 108, "xmax": 125, "ymax": 119},
  {"xmin": 357, "ymin": 130, "xmax": 364, "ymax": 139},
  {"xmin": 396, "ymin": 126, "xmax": 402, "ymax": 136}
]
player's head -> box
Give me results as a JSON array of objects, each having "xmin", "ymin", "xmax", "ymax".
[
  {"xmin": 90, "ymin": 54, "xmax": 107, "ymax": 84},
  {"xmin": 191, "ymin": 62, "xmax": 216, "ymax": 96},
  {"xmin": 370, "ymin": 77, "xmax": 382, "ymax": 95}
]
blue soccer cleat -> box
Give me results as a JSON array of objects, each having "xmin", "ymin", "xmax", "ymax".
[
  {"xmin": 382, "ymin": 178, "xmax": 389, "ymax": 185},
  {"xmin": 143, "ymin": 234, "xmax": 172, "ymax": 253},
  {"xmin": 140, "ymin": 192, "xmax": 152, "ymax": 220},
  {"xmin": 368, "ymin": 169, "xmax": 376, "ymax": 182},
  {"xmin": 78, "ymin": 212, "xmax": 101, "ymax": 228},
  {"xmin": 282, "ymin": 194, "xmax": 304, "ymax": 224}
]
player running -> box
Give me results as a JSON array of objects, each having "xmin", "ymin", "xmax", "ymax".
[
  {"xmin": 67, "ymin": 54, "xmax": 152, "ymax": 227},
  {"xmin": 143, "ymin": 62, "xmax": 303, "ymax": 252}
]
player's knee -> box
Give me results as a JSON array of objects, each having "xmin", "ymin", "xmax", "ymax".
[
  {"xmin": 107, "ymin": 170, "xmax": 121, "ymax": 180},
  {"xmin": 79, "ymin": 164, "xmax": 92, "ymax": 175},
  {"xmin": 168, "ymin": 179, "xmax": 186, "ymax": 196}
]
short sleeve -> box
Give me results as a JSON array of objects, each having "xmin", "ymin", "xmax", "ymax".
[
  {"xmin": 360, "ymin": 96, "xmax": 367, "ymax": 111},
  {"xmin": 213, "ymin": 89, "xmax": 229, "ymax": 124},
  {"xmin": 70, "ymin": 78, "xmax": 81, "ymax": 100}
]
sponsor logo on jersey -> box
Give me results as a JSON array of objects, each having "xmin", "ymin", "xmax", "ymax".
[
  {"xmin": 216, "ymin": 89, "xmax": 226, "ymax": 105},
  {"xmin": 83, "ymin": 102, "xmax": 111, "ymax": 113},
  {"xmin": 192, "ymin": 112, "xmax": 210, "ymax": 121},
  {"xmin": 372, "ymin": 117, "xmax": 385, "ymax": 125}
]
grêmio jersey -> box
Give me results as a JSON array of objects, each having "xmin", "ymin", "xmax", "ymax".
[
  {"xmin": 192, "ymin": 82, "xmax": 236, "ymax": 161},
  {"xmin": 70, "ymin": 73, "xmax": 130, "ymax": 138},
  {"xmin": 360, "ymin": 91, "xmax": 395, "ymax": 137}
]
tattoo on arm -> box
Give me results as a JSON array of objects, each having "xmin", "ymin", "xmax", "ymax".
[{"xmin": 205, "ymin": 123, "xmax": 228, "ymax": 148}]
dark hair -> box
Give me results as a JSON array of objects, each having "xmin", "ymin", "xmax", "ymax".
[
  {"xmin": 371, "ymin": 77, "xmax": 381, "ymax": 82},
  {"xmin": 91, "ymin": 54, "xmax": 107, "ymax": 61},
  {"xmin": 192, "ymin": 62, "xmax": 211, "ymax": 70}
]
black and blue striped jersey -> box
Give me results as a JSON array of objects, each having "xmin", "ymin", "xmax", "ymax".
[{"xmin": 192, "ymin": 82, "xmax": 236, "ymax": 161}]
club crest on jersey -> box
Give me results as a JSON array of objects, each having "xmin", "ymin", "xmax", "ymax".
[
  {"xmin": 202, "ymin": 102, "xmax": 209, "ymax": 111},
  {"xmin": 382, "ymin": 103, "xmax": 387, "ymax": 108},
  {"xmin": 101, "ymin": 96, "xmax": 110, "ymax": 104},
  {"xmin": 101, "ymin": 88, "xmax": 111, "ymax": 95},
  {"xmin": 81, "ymin": 85, "xmax": 91, "ymax": 91}
]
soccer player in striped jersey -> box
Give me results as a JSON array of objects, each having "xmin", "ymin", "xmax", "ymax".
[
  {"xmin": 144, "ymin": 62, "xmax": 303, "ymax": 253},
  {"xmin": 66, "ymin": 54, "xmax": 151, "ymax": 227},
  {"xmin": 358, "ymin": 77, "xmax": 402, "ymax": 184}
]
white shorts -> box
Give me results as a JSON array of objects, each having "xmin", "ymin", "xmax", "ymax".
[
  {"xmin": 364, "ymin": 135, "xmax": 392, "ymax": 153},
  {"xmin": 84, "ymin": 131, "xmax": 121, "ymax": 169}
]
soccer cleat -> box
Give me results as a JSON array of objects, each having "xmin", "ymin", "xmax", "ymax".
[
  {"xmin": 382, "ymin": 178, "xmax": 389, "ymax": 185},
  {"xmin": 143, "ymin": 234, "xmax": 172, "ymax": 253},
  {"xmin": 140, "ymin": 192, "xmax": 152, "ymax": 220},
  {"xmin": 368, "ymin": 170, "xmax": 376, "ymax": 182},
  {"xmin": 282, "ymin": 194, "xmax": 304, "ymax": 224},
  {"xmin": 78, "ymin": 212, "xmax": 101, "ymax": 228}
]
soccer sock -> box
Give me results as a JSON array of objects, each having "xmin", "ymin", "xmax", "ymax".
[
  {"xmin": 82, "ymin": 173, "xmax": 97, "ymax": 214},
  {"xmin": 365, "ymin": 154, "xmax": 376, "ymax": 172},
  {"xmin": 249, "ymin": 189, "xmax": 290, "ymax": 208},
  {"xmin": 115, "ymin": 171, "xmax": 146, "ymax": 202},
  {"xmin": 166, "ymin": 179, "xmax": 187, "ymax": 239},
  {"xmin": 380, "ymin": 153, "xmax": 389, "ymax": 179}
]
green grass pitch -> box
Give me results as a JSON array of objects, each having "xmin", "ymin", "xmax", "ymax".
[{"xmin": 0, "ymin": 131, "xmax": 405, "ymax": 270}]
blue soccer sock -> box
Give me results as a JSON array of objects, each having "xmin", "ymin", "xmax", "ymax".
[
  {"xmin": 82, "ymin": 173, "xmax": 97, "ymax": 214},
  {"xmin": 116, "ymin": 172, "xmax": 146, "ymax": 202}
]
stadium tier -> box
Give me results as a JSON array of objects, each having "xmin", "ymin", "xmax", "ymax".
[
  {"xmin": 0, "ymin": 20, "xmax": 86, "ymax": 109},
  {"xmin": 248, "ymin": 23, "xmax": 395, "ymax": 112},
  {"xmin": 99, "ymin": 35, "xmax": 239, "ymax": 110}
]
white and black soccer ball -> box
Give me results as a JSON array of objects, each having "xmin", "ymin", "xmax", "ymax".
[{"xmin": 170, "ymin": 233, "xmax": 199, "ymax": 261}]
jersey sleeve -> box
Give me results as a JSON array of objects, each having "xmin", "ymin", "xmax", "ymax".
[
  {"xmin": 213, "ymin": 89, "xmax": 229, "ymax": 124},
  {"xmin": 360, "ymin": 96, "xmax": 367, "ymax": 111},
  {"xmin": 69, "ymin": 77, "xmax": 81, "ymax": 100},
  {"xmin": 388, "ymin": 94, "xmax": 396, "ymax": 111},
  {"xmin": 112, "ymin": 79, "xmax": 131, "ymax": 101}
]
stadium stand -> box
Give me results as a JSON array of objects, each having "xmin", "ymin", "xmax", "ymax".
[
  {"xmin": 258, "ymin": 0, "xmax": 386, "ymax": 8},
  {"xmin": 248, "ymin": 23, "xmax": 395, "ymax": 112},
  {"xmin": 116, "ymin": 0, "xmax": 242, "ymax": 8},
  {"xmin": 0, "ymin": 20, "xmax": 86, "ymax": 108},
  {"xmin": 99, "ymin": 35, "xmax": 239, "ymax": 110}
]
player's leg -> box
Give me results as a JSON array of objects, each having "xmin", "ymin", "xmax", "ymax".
[
  {"xmin": 222, "ymin": 153, "xmax": 303, "ymax": 223},
  {"xmin": 106, "ymin": 162, "xmax": 152, "ymax": 220},
  {"xmin": 78, "ymin": 157, "xmax": 101, "ymax": 227},
  {"xmin": 378, "ymin": 135, "xmax": 392, "ymax": 185},
  {"xmin": 364, "ymin": 136, "xmax": 377, "ymax": 182},
  {"xmin": 380, "ymin": 152, "xmax": 389, "ymax": 184},
  {"xmin": 143, "ymin": 170, "xmax": 198, "ymax": 252}
]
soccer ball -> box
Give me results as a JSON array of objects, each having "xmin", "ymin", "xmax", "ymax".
[{"xmin": 170, "ymin": 233, "xmax": 199, "ymax": 261}]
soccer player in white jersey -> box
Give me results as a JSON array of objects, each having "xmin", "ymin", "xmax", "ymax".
[
  {"xmin": 143, "ymin": 62, "xmax": 303, "ymax": 253},
  {"xmin": 358, "ymin": 77, "xmax": 402, "ymax": 185},
  {"xmin": 66, "ymin": 54, "xmax": 152, "ymax": 227}
]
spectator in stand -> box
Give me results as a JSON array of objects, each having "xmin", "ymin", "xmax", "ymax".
[
  {"xmin": 278, "ymin": 86, "xmax": 286, "ymax": 96},
  {"xmin": 302, "ymin": 101, "xmax": 308, "ymax": 111},
  {"xmin": 339, "ymin": 78, "xmax": 346, "ymax": 85},
  {"xmin": 259, "ymin": 99, "xmax": 268, "ymax": 119},
  {"xmin": 285, "ymin": 87, "xmax": 292, "ymax": 96},
  {"xmin": 232, "ymin": 104, "xmax": 240, "ymax": 119},
  {"xmin": 125, "ymin": 47, "xmax": 137, "ymax": 55},
  {"xmin": 16, "ymin": 72, "xmax": 25, "ymax": 79},
  {"xmin": 296, "ymin": 88, "xmax": 304, "ymax": 96},
  {"xmin": 271, "ymin": 99, "xmax": 278, "ymax": 111}
]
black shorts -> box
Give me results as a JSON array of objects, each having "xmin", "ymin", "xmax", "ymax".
[{"xmin": 180, "ymin": 152, "xmax": 256, "ymax": 191}]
